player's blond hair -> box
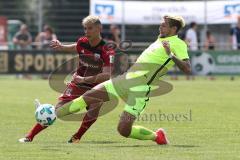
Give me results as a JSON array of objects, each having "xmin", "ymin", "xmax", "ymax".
[{"xmin": 82, "ymin": 15, "xmax": 101, "ymax": 26}]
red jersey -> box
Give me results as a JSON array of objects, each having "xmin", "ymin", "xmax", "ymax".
[
  {"xmin": 58, "ymin": 37, "xmax": 114, "ymax": 103},
  {"xmin": 76, "ymin": 36, "xmax": 114, "ymax": 77}
]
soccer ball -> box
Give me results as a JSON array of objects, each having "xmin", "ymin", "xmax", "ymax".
[
  {"xmin": 191, "ymin": 52, "xmax": 215, "ymax": 75},
  {"xmin": 35, "ymin": 104, "xmax": 56, "ymax": 126}
]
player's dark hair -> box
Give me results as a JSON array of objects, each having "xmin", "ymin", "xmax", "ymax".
[{"xmin": 168, "ymin": 19, "xmax": 182, "ymax": 33}]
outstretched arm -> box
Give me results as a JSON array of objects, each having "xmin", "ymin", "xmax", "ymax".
[
  {"xmin": 162, "ymin": 41, "xmax": 191, "ymax": 74},
  {"xmin": 50, "ymin": 40, "xmax": 77, "ymax": 53}
]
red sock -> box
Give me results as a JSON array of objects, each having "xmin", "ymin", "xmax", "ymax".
[
  {"xmin": 73, "ymin": 114, "xmax": 97, "ymax": 139},
  {"xmin": 26, "ymin": 123, "xmax": 47, "ymax": 141}
]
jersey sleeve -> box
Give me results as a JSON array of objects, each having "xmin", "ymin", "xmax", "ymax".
[
  {"xmin": 76, "ymin": 37, "xmax": 86, "ymax": 54},
  {"xmin": 172, "ymin": 41, "xmax": 189, "ymax": 60}
]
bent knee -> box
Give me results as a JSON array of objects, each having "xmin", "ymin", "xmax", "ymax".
[
  {"xmin": 55, "ymin": 107, "xmax": 64, "ymax": 118},
  {"xmin": 54, "ymin": 101, "xmax": 67, "ymax": 118},
  {"xmin": 117, "ymin": 124, "xmax": 131, "ymax": 138}
]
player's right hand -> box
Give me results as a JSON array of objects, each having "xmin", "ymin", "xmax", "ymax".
[
  {"xmin": 162, "ymin": 40, "xmax": 171, "ymax": 55},
  {"xmin": 50, "ymin": 40, "xmax": 63, "ymax": 50}
]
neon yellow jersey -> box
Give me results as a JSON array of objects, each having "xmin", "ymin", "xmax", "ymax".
[
  {"xmin": 126, "ymin": 35, "xmax": 189, "ymax": 84},
  {"xmin": 105, "ymin": 36, "xmax": 189, "ymax": 116}
]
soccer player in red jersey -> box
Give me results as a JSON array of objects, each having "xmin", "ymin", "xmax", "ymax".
[{"xmin": 19, "ymin": 15, "xmax": 114, "ymax": 143}]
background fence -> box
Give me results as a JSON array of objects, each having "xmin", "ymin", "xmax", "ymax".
[
  {"xmin": 0, "ymin": 0, "xmax": 236, "ymax": 50},
  {"xmin": 0, "ymin": 0, "xmax": 239, "ymax": 76}
]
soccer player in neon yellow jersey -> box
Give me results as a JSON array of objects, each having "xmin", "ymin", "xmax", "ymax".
[{"xmin": 56, "ymin": 15, "xmax": 191, "ymax": 144}]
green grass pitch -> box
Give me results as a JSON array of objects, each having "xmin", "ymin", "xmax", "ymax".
[{"xmin": 0, "ymin": 76, "xmax": 239, "ymax": 160}]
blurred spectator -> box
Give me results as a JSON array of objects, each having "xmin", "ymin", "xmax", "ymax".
[
  {"xmin": 204, "ymin": 30, "xmax": 216, "ymax": 80},
  {"xmin": 13, "ymin": 24, "xmax": 32, "ymax": 79},
  {"xmin": 204, "ymin": 30, "xmax": 216, "ymax": 50},
  {"xmin": 103, "ymin": 24, "xmax": 120, "ymax": 44},
  {"xmin": 35, "ymin": 25, "xmax": 57, "ymax": 49},
  {"xmin": 185, "ymin": 22, "xmax": 198, "ymax": 51},
  {"xmin": 229, "ymin": 16, "xmax": 240, "ymax": 50},
  {"xmin": 185, "ymin": 22, "xmax": 198, "ymax": 80},
  {"xmin": 13, "ymin": 24, "xmax": 32, "ymax": 50}
]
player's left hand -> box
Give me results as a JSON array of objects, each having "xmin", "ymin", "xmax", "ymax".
[
  {"xmin": 162, "ymin": 40, "xmax": 171, "ymax": 55},
  {"xmin": 72, "ymin": 73, "xmax": 85, "ymax": 84}
]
